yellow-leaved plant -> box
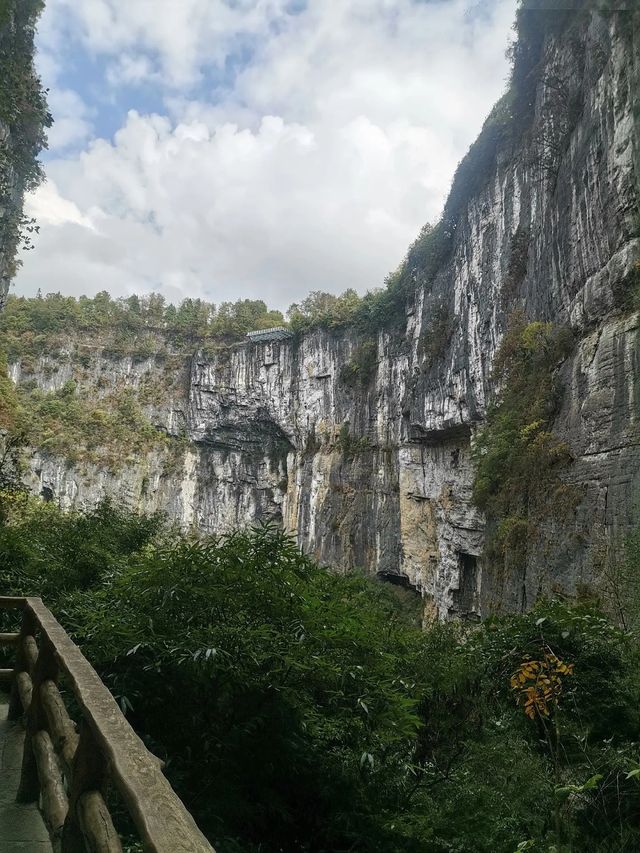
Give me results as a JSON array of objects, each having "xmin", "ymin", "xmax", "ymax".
[{"xmin": 510, "ymin": 650, "xmax": 574, "ymax": 720}]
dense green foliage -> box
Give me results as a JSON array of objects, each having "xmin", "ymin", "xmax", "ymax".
[
  {"xmin": 597, "ymin": 526, "xmax": 640, "ymax": 635},
  {"xmin": 0, "ymin": 0, "xmax": 49, "ymax": 183},
  {"xmin": 473, "ymin": 315, "xmax": 577, "ymax": 578},
  {"xmin": 0, "ymin": 373, "xmax": 186, "ymax": 471},
  {"xmin": 2, "ymin": 498, "xmax": 640, "ymax": 851},
  {"xmin": 0, "ymin": 291, "xmax": 285, "ymax": 352},
  {"xmin": 288, "ymin": 289, "xmax": 363, "ymax": 333},
  {"xmin": 0, "ymin": 0, "xmax": 51, "ymax": 282},
  {"xmin": 0, "ymin": 316, "xmax": 189, "ymax": 471}
]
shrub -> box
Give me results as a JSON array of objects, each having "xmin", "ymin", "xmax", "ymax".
[
  {"xmin": 0, "ymin": 371, "xmax": 170, "ymax": 470},
  {"xmin": 417, "ymin": 300, "xmax": 455, "ymax": 369},
  {"xmin": 2, "ymin": 500, "xmax": 640, "ymax": 851},
  {"xmin": 335, "ymin": 422, "xmax": 372, "ymax": 460},
  {"xmin": 339, "ymin": 340, "xmax": 378, "ymax": 389},
  {"xmin": 501, "ymin": 225, "xmax": 531, "ymax": 307},
  {"xmin": 288, "ymin": 289, "xmax": 362, "ymax": 333}
]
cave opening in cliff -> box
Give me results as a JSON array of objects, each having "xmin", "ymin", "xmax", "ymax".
[
  {"xmin": 452, "ymin": 552, "xmax": 479, "ymax": 619},
  {"xmin": 376, "ymin": 571, "xmax": 420, "ymax": 596}
]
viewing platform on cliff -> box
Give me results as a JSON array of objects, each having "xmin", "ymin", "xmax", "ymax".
[{"xmin": 245, "ymin": 327, "xmax": 293, "ymax": 343}]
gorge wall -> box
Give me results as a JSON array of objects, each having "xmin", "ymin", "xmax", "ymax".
[{"xmin": 6, "ymin": 4, "xmax": 640, "ymax": 619}]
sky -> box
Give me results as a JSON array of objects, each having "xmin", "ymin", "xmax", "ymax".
[{"xmin": 14, "ymin": 0, "xmax": 519, "ymax": 311}]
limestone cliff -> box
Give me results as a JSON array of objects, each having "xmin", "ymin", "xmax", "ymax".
[{"xmin": 11, "ymin": 3, "xmax": 640, "ymax": 619}]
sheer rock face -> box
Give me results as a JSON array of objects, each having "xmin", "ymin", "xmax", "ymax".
[{"xmin": 18, "ymin": 9, "xmax": 640, "ymax": 619}]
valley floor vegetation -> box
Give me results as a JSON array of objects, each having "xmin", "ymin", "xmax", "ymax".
[{"xmin": 1, "ymin": 492, "xmax": 640, "ymax": 852}]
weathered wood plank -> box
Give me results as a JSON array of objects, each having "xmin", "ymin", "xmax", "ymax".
[
  {"xmin": 77, "ymin": 790, "xmax": 123, "ymax": 853},
  {"xmin": 26, "ymin": 598, "xmax": 215, "ymax": 853},
  {"xmin": 33, "ymin": 729, "xmax": 69, "ymax": 837}
]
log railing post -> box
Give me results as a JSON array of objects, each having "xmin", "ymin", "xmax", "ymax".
[
  {"xmin": 40, "ymin": 678, "xmax": 80, "ymax": 777},
  {"xmin": 32, "ymin": 728, "xmax": 69, "ymax": 840},
  {"xmin": 16, "ymin": 634, "xmax": 58, "ymax": 804},
  {"xmin": 62, "ymin": 719, "xmax": 120, "ymax": 853},
  {"xmin": 8, "ymin": 607, "xmax": 35, "ymax": 720},
  {"xmin": 1, "ymin": 596, "xmax": 215, "ymax": 853}
]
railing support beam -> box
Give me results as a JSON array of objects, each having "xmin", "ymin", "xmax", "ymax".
[
  {"xmin": 33, "ymin": 729, "xmax": 69, "ymax": 839},
  {"xmin": 8, "ymin": 608, "xmax": 35, "ymax": 721},
  {"xmin": 17, "ymin": 634, "xmax": 58, "ymax": 803},
  {"xmin": 62, "ymin": 721, "xmax": 110, "ymax": 853}
]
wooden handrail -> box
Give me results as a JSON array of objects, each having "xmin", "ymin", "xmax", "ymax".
[{"xmin": 1, "ymin": 595, "xmax": 216, "ymax": 853}]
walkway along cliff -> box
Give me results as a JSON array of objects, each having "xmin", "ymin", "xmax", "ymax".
[{"xmin": 5, "ymin": 2, "xmax": 640, "ymax": 620}]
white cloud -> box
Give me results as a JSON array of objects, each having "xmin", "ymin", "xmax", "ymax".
[
  {"xmin": 105, "ymin": 54, "xmax": 157, "ymax": 88},
  {"xmin": 25, "ymin": 180, "xmax": 94, "ymax": 229},
  {"xmin": 42, "ymin": 0, "xmax": 294, "ymax": 89},
  {"xmin": 15, "ymin": 0, "xmax": 519, "ymax": 309},
  {"xmin": 45, "ymin": 89, "xmax": 94, "ymax": 151}
]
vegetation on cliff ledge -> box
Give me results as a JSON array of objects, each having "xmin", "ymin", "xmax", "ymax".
[
  {"xmin": 0, "ymin": 292, "xmax": 289, "ymax": 470},
  {"xmin": 473, "ymin": 315, "xmax": 579, "ymax": 596}
]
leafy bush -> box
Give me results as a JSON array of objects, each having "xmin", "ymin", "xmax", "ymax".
[
  {"xmin": 596, "ymin": 527, "xmax": 640, "ymax": 634},
  {"xmin": 0, "ymin": 498, "xmax": 164, "ymax": 599},
  {"xmin": 0, "ymin": 505, "xmax": 427, "ymax": 850},
  {"xmin": 1, "ymin": 379, "xmax": 172, "ymax": 468},
  {"xmin": 335, "ymin": 422, "xmax": 372, "ymax": 460},
  {"xmin": 3, "ymin": 499, "xmax": 640, "ymax": 851},
  {"xmin": 288, "ymin": 289, "xmax": 363, "ymax": 333}
]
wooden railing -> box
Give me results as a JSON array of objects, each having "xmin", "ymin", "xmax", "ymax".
[{"xmin": 0, "ymin": 595, "xmax": 215, "ymax": 853}]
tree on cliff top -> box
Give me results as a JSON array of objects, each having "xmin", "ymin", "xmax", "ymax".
[{"xmin": 0, "ymin": 0, "xmax": 51, "ymax": 294}]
